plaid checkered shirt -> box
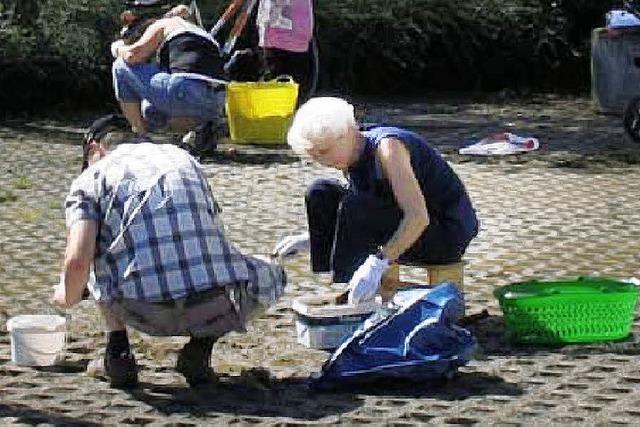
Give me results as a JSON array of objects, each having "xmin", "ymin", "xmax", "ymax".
[{"xmin": 65, "ymin": 143, "xmax": 285, "ymax": 304}]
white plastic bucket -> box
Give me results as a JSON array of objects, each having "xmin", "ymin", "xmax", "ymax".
[
  {"xmin": 6, "ymin": 315, "xmax": 66, "ymax": 366},
  {"xmin": 292, "ymin": 295, "xmax": 379, "ymax": 350}
]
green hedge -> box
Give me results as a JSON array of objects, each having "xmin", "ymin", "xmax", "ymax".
[
  {"xmin": 0, "ymin": 0, "xmax": 613, "ymax": 113},
  {"xmin": 315, "ymin": 0, "xmax": 611, "ymax": 93},
  {"xmin": 0, "ymin": 0, "xmax": 121, "ymax": 112}
]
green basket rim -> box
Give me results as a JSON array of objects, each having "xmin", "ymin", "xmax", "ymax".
[{"xmin": 494, "ymin": 277, "xmax": 638, "ymax": 302}]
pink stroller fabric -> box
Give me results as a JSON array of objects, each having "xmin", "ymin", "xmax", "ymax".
[{"xmin": 257, "ymin": 0, "xmax": 313, "ymax": 53}]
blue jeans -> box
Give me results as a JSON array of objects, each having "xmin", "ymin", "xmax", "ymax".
[
  {"xmin": 305, "ymin": 178, "xmax": 479, "ymax": 283},
  {"xmin": 112, "ymin": 58, "xmax": 224, "ymax": 131}
]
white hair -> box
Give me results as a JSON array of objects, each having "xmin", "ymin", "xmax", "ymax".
[{"xmin": 287, "ymin": 97, "xmax": 357, "ymax": 155}]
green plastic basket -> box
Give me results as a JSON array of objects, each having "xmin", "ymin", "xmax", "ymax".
[{"xmin": 494, "ymin": 277, "xmax": 638, "ymax": 344}]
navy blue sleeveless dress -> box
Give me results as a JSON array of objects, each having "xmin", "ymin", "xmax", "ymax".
[{"xmin": 305, "ymin": 125, "xmax": 478, "ymax": 283}]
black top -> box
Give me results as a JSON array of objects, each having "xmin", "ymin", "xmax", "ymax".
[{"xmin": 158, "ymin": 32, "xmax": 224, "ymax": 78}]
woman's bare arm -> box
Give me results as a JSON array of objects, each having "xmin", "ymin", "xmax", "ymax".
[
  {"xmin": 117, "ymin": 18, "xmax": 167, "ymax": 64},
  {"xmin": 376, "ymin": 137, "xmax": 429, "ymax": 262}
]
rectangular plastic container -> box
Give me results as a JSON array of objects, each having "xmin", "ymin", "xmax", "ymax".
[
  {"xmin": 225, "ymin": 78, "xmax": 299, "ymax": 144},
  {"xmin": 591, "ymin": 27, "xmax": 640, "ymax": 114},
  {"xmin": 495, "ymin": 277, "xmax": 638, "ymax": 344},
  {"xmin": 292, "ymin": 295, "xmax": 379, "ymax": 350}
]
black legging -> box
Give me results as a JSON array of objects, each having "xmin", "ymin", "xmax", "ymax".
[{"xmin": 305, "ymin": 178, "xmax": 477, "ymax": 283}]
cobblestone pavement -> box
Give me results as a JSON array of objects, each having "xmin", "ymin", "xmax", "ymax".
[{"xmin": 1, "ymin": 96, "xmax": 640, "ymax": 425}]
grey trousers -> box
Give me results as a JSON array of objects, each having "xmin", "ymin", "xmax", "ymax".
[{"xmin": 99, "ymin": 283, "xmax": 260, "ymax": 338}]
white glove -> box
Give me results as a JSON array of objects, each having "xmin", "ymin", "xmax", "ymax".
[
  {"xmin": 87, "ymin": 269, "xmax": 96, "ymax": 289},
  {"xmin": 347, "ymin": 255, "xmax": 390, "ymax": 305},
  {"xmin": 110, "ymin": 39, "xmax": 126, "ymax": 59},
  {"xmin": 272, "ymin": 232, "xmax": 310, "ymax": 257}
]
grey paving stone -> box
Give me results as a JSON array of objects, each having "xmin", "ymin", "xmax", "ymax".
[{"xmin": 0, "ymin": 96, "xmax": 639, "ymax": 424}]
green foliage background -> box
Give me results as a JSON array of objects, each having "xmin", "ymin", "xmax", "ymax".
[{"xmin": 0, "ymin": 0, "xmax": 615, "ymax": 113}]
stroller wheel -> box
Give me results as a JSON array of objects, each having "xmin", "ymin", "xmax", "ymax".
[{"xmin": 623, "ymin": 96, "xmax": 640, "ymax": 143}]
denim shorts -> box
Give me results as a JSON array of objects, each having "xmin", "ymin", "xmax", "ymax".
[{"xmin": 112, "ymin": 58, "xmax": 224, "ymax": 130}]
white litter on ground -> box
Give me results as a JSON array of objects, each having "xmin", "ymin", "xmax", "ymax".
[{"xmin": 459, "ymin": 132, "xmax": 540, "ymax": 156}]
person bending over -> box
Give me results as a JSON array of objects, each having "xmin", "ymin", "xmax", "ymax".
[
  {"xmin": 53, "ymin": 115, "xmax": 285, "ymax": 388},
  {"xmin": 110, "ymin": 3, "xmax": 224, "ymax": 153},
  {"xmin": 273, "ymin": 97, "xmax": 478, "ymax": 304}
]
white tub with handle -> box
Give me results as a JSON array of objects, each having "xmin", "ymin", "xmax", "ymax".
[
  {"xmin": 292, "ymin": 294, "xmax": 380, "ymax": 350},
  {"xmin": 6, "ymin": 315, "xmax": 66, "ymax": 366}
]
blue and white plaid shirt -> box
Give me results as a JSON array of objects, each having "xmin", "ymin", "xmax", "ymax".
[{"xmin": 65, "ymin": 143, "xmax": 284, "ymax": 304}]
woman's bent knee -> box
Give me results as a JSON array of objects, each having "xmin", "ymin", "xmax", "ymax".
[{"xmin": 305, "ymin": 178, "xmax": 344, "ymax": 203}]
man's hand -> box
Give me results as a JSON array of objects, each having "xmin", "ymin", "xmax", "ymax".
[
  {"xmin": 111, "ymin": 39, "xmax": 126, "ymax": 58},
  {"xmin": 272, "ymin": 232, "xmax": 310, "ymax": 258},
  {"xmin": 347, "ymin": 255, "xmax": 390, "ymax": 305},
  {"xmin": 50, "ymin": 273, "xmax": 72, "ymax": 308},
  {"xmin": 50, "ymin": 271, "xmax": 92, "ymax": 308}
]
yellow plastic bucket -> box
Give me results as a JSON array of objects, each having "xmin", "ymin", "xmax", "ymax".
[{"xmin": 225, "ymin": 77, "xmax": 299, "ymax": 144}]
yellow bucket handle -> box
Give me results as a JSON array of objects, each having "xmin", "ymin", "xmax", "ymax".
[{"xmin": 272, "ymin": 75, "xmax": 295, "ymax": 84}]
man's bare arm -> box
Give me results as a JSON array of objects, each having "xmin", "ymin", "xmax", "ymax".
[{"xmin": 60, "ymin": 220, "xmax": 97, "ymax": 307}]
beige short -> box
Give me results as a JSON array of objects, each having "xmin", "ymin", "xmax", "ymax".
[{"xmin": 99, "ymin": 283, "xmax": 261, "ymax": 338}]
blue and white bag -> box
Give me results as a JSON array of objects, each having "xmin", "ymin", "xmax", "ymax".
[{"xmin": 313, "ymin": 283, "xmax": 476, "ymax": 388}]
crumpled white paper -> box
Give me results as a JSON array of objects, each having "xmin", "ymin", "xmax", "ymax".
[{"xmin": 459, "ymin": 132, "xmax": 539, "ymax": 156}]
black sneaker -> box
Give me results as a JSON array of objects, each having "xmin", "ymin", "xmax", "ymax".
[
  {"xmin": 104, "ymin": 350, "xmax": 138, "ymax": 389},
  {"xmin": 176, "ymin": 336, "xmax": 217, "ymax": 387},
  {"xmin": 192, "ymin": 121, "xmax": 218, "ymax": 156}
]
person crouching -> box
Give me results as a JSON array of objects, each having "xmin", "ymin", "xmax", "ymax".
[
  {"xmin": 52, "ymin": 115, "xmax": 285, "ymax": 388},
  {"xmin": 273, "ymin": 97, "xmax": 478, "ymax": 304}
]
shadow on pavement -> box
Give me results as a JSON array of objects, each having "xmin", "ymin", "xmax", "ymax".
[
  {"xmin": 200, "ymin": 148, "xmax": 299, "ymax": 165},
  {"xmin": 34, "ymin": 359, "xmax": 89, "ymax": 374},
  {"xmin": 311, "ymin": 371, "xmax": 524, "ymax": 400},
  {"xmin": 358, "ymin": 97, "xmax": 640, "ymax": 169},
  {"xmin": 0, "ymin": 403, "xmax": 99, "ymax": 426},
  {"xmin": 124, "ymin": 368, "xmax": 522, "ymax": 419},
  {"xmin": 469, "ymin": 314, "xmax": 640, "ymax": 357},
  {"xmin": 445, "ymin": 150, "xmax": 640, "ymax": 172},
  {"xmin": 7, "ymin": 99, "xmax": 640, "ymax": 170},
  {"xmin": 0, "ymin": 122, "xmax": 302, "ymax": 166},
  {"xmin": 125, "ymin": 372, "xmax": 361, "ymax": 420}
]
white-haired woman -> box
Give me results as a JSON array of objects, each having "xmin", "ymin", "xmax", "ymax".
[{"xmin": 274, "ymin": 97, "xmax": 478, "ymax": 304}]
